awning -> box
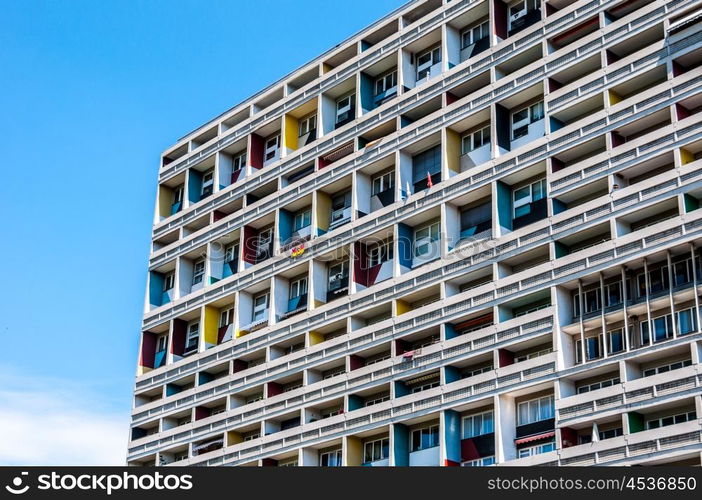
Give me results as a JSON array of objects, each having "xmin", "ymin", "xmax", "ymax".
[{"xmin": 514, "ymin": 431, "xmax": 555, "ymax": 445}]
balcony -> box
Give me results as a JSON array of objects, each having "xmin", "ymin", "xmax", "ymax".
[
  {"xmin": 409, "ymin": 445, "xmax": 440, "ymax": 466},
  {"xmin": 461, "ymin": 432, "xmax": 495, "ymax": 463},
  {"xmin": 329, "ymin": 206, "xmax": 352, "ymax": 231},
  {"xmin": 327, "ymin": 275, "xmax": 349, "ymax": 302},
  {"xmin": 280, "ymin": 294, "xmax": 308, "ymax": 321}
]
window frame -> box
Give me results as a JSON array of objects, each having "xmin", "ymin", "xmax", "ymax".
[
  {"xmin": 416, "ymin": 45, "xmax": 442, "ymax": 81},
  {"xmin": 462, "ymin": 410, "xmax": 494, "ymax": 439},
  {"xmin": 461, "ymin": 126, "xmax": 491, "ymax": 154},
  {"xmin": 511, "ymin": 101, "xmax": 544, "ymax": 140},
  {"xmin": 192, "ymin": 259, "xmax": 206, "ymax": 285},
  {"xmin": 298, "ymin": 114, "xmax": 317, "ymax": 137},
  {"xmin": 461, "ymin": 20, "xmax": 489, "ymax": 49},
  {"xmin": 413, "ymin": 221, "xmax": 440, "ymax": 258},
  {"xmin": 371, "ymin": 170, "xmax": 394, "ymax": 195},
  {"xmin": 374, "ymin": 70, "xmax": 398, "ymax": 97},
  {"xmin": 252, "ymin": 292, "xmax": 270, "ymax": 322},
  {"xmin": 517, "ymin": 395, "xmax": 554, "ymax": 426},
  {"xmin": 410, "ymin": 424, "xmax": 440, "ymax": 452},
  {"xmin": 512, "ymin": 178, "xmax": 546, "ymax": 218},
  {"xmin": 289, "ymin": 276, "xmax": 308, "ymax": 300}
]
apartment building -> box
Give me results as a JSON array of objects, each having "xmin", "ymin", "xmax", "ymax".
[{"xmin": 128, "ymin": 0, "xmax": 702, "ymax": 467}]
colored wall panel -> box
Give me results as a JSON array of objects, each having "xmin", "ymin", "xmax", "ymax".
[
  {"xmin": 392, "ymin": 424, "xmax": 410, "ymax": 466},
  {"xmin": 171, "ymin": 319, "xmax": 187, "ymax": 356},
  {"xmin": 249, "ymin": 134, "xmax": 264, "ymax": 170},
  {"xmin": 284, "ymin": 115, "xmax": 298, "ymax": 152},
  {"xmin": 397, "ymin": 223, "xmax": 413, "ymax": 270},
  {"xmin": 446, "ymin": 128, "xmax": 461, "ymax": 174},
  {"xmin": 139, "ymin": 332, "xmax": 156, "ymax": 369},
  {"xmin": 315, "ymin": 191, "xmax": 331, "ymax": 235},
  {"xmin": 203, "ymin": 305, "xmax": 219, "ymax": 347},
  {"xmin": 443, "ymin": 410, "xmax": 462, "ymax": 464}
]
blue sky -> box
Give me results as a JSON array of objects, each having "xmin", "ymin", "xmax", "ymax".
[{"xmin": 0, "ymin": 0, "xmax": 406, "ymax": 464}]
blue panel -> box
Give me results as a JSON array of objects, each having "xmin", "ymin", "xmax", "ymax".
[
  {"xmin": 397, "ymin": 223, "xmax": 413, "ymax": 270},
  {"xmin": 154, "ymin": 350, "xmax": 166, "ymax": 368},
  {"xmin": 278, "ymin": 209, "xmax": 293, "ymax": 244},
  {"xmin": 444, "ymin": 366, "xmax": 461, "ymax": 384},
  {"xmin": 443, "ymin": 410, "xmax": 461, "ymax": 464},
  {"xmin": 496, "ymin": 180, "xmax": 512, "ymax": 231},
  {"xmin": 359, "ymin": 72, "xmax": 375, "ymax": 113},
  {"xmin": 149, "ymin": 272, "xmax": 164, "ymax": 307},
  {"xmin": 188, "ymin": 170, "xmax": 202, "ymax": 203},
  {"xmin": 393, "ymin": 424, "xmax": 410, "ymax": 466}
]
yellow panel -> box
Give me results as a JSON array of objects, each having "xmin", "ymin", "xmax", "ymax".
[
  {"xmin": 315, "ymin": 191, "xmax": 331, "ymax": 233},
  {"xmin": 227, "ymin": 431, "xmax": 243, "ymax": 446},
  {"xmin": 608, "ymin": 90, "xmax": 622, "ymax": 106},
  {"xmin": 284, "ymin": 114, "xmax": 299, "ymax": 152},
  {"xmin": 236, "ymin": 329, "xmax": 249, "ymax": 339},
  {"xmin": 322, "ymin": 63, "xmax": 334, "ymax": 74},
  {"xmin": 446, "ymin": 129, "xmax": 461, "ymax": 173},
  {"xmin": 343, "ymin": 435, "xmax": 363, "ymax": 466},
  {"xmin": 204, "ymin": 305, "xmax": 219, "ymax": 346},
  {"xmin": 395, "ymin": 299, "xmax": 411, "ymax": 316},
  {"xmin": 680, "ymin": 148, "xmax": 694, "ymax": 165},
  {"xmin": 308, "ymin": 331, "xmax": 325, "ymax": 346},
  {"xmin": 137, "ymin": 366, "xmax": 152, "ymax": 376},
  {"xmin": 158, "ymin": 185, "xmax": 171, "ymax": 218}
]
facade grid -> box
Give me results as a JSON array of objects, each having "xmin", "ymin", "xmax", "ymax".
[{"xmin": 129, "ymin": 0, "xmax": 702, "ymax": 467}]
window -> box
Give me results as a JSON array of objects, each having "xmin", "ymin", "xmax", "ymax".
[
  {"xmin": 328, "ymin": 262, "xmax": 349, "ymax": 291},
  {"xmin": 509, "ymin": 0, "xmax": 539, "ymax": 29},
  {"xmin": 576, "ymin": 376, "xmax": 620, "ymax": 394},
  {"xmin": 676, "ymin": 307, "xmax": 697, "ymax": 335},
  {"xmin": 321, "ymin": 407, "xmax": 343, "ymax": 419},
  {"xmin": 412, "ymin": 145, "xmax": 441, "ymax": 190},
  {"xmin": 462, "ymin": 410, "xmax": 494, "ymax": 438},
  {"xmin": 320, "ymin": 449, "xmax": 342, "ymax": 467},
  {"xmin": 252, "ymin": 293, "xmax": 269, "ymax": 322},
  {"xmin": 372, "ymin": 170, "xmax": 394, "ymax": 195},
  {"xmin": 647, "ymin": 411, "xmax": 696, "ymax": 430},
  {"xmin": 462, "ymin": 456, "xmax": 495, "ymax": 466},
  {"xmin": 163, "ymin": 272, "xmax": 175, "ymax": 292},
  {"xmin": 411, "ymin": 425, "xmax": 439, "ymax": 451},
  {"xmin": 643, "ymin": 359, "xmax": 692, "ymax": 377},
  {"xmin": 575, "ymin": 336, "xmax": 602, "ymax": 363},
  {"xmin": 461, "ymin": 126, "xmax": 491, "ymax": 154},
  {"xmin": 201, "ymin": 169, "xmax": 214, "ymax": 197},
  {"xmin": 293, "ymin": 210, "xmax": 311, "ymax": 231},
  {"xmin": 256, "ymin": 228, "xmax": 273, "ymax": 258},
  {"xmin": 673, "ymin": 258, "xmax": 693, "ymax": 286},
  {"xmin": 512, "ymin": 178, "xmax": 546, "ymax": 218},
  {"xmin": 219, "ymin": 307, "xmax": 234, "ymax": 327},
  {"xmin": 192, "ymin": 259, "xmax": 205, "ymax": 285},
  {"xmin": 460, "ymin": 201, "xmax": 491, "ymax": 237},
  {"xmin": 224, "ymin": 243, "xmax": 238, "ymax": 263},
  {"xmin": 298, "ymin": 114, "xmax": 317, "ymax": 137},
  {"xmin": 511, "ymin": 101, "xmax": 544, "ymax": 140},
  {"xmin": 185, "ymin": 322, "xmax": 199, "ymax": 352},
  {"xmin": 365, "ymin": 352, "xmax": 391, "ymax": 366},
  {"xmin": 517, "ymin": 395, "xmax": 554, "ymax": 425},
  {"xmin": 336, "ymin": 94, "xmax": 355, "ymax": 124},
  {"xmin": 416, "ymin": 46, "xmax": 441, "ymax": 81},
  {"xmin": 605, "ymin": 281, "xmax": 623, "ymax": 307},
  {"xmin": 368, "ymin": 240, "xmax": 393, "ymax": 267},
  {"xmin": 607, "ymin": 328, "xmax": 625, "ymax": 354},
  {"xmin": 599, "ymin": 427, "xmax": 623, "ymax": 440},
  {"xmin": 264, "ymin": 135, "xmax": 280, "ymax": 162},
  {"xmin": 364, "ymin": 438, "xmax": 390, "ymax": 463},
  {"xmin": 410, "ymin": 379, "xmax": 440, "ymax": 393},
  {"xmin": 243, "ymin": 431, "xmax": 260, "ymax": 441},
  {"xmin": 375, "ymin": 70, "xmax": 397, "ymax": 96},
  {"xmin": 156, "ymin": 335, "xmax": 167, "ymax": 353},
  {"xmin": 365, "ymin": 394, "xmax": 390, "ymax": 406},
  {"xmin": 515, "ymin": 347, "xmax": 552, "ymax": 362},
  {"xmin": 278, "ymin": 459, "xmax": 298, "ymax": 467},
  {"xmin": 640, "ymin": 313, "xmax": 674, "ymax": 344},
  {"xmin": 461, "ymin": 21, "xmax": 489, "ymax": 48},
  {"xmin": 414, "ymin": 221, "xmax": 440, "ymax": 259},
  {"xmin": 245, "ymin": 394, "xmax": 263, "ymax": 405},
  {"xmin": 462, "ymin": 364, "xmax": 493, "ymax": 378},
  {"xmin": 232, "ymin": 151, "xmax": 246, "ymax": 172},
  {"xmin": 330, "ymin": 191, "xmax": 352, "ymax": 226},
  {"xmin": 289, "ymin": 277, "xmax": 308, "ymax": 299},
  {"xmin": 518, "ymin": 440, "xmax": 556, "ymax": 458},
  {"xmin": 173, "ymin": 185, "xmax": 184, "ymax": 205}
]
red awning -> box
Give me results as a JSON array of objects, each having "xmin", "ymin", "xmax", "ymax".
[{"xmin": 514, "ymin": 431, "xmax": 555, "ymax": 445}]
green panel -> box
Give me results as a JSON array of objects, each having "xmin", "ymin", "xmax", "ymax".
[{"xmin": 628, "ymin": 411, "xmax": 645, "ymax": 433}]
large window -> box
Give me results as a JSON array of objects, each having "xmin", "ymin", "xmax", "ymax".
[
  {"xmin": 293, "ymin": 209, "xmax": 311, "ymax": 231},
  {"xmin": 363, "ymin": 438, "xmax": 390, "ymax": 463},
  {"xmin": 172, "ymin": 185, "xmax": 184, "ymax": 206},
  {"xmin": 412, "ymin": 145, "xmax": 441, "ymax": 190},
  {"xmin": 647, "ymin": 411, "xmax": 696, "ymax": 430},
  {"xmin": 224, "ymin": 243, "xmax": 238, "ymax": 264},
  {"xmin": 264, "ymin": 135, "xmax": 280, "ymax": 162},
  {"xmin": 163, "ymin": 272, "xmax": 175, "ymax": 292},
  {"xmin": 461, "ymin": 21, "xmax": 488, "ymax": 48},
  {"xmin": 336, "ymin": 94, "xmax": 355, "ymax": 125},
  {"xmin": 252, "ymin": 292, "xmax": 269, "ymax": 322},
  {"xmin": 372, "ymin": 170, "xmax": 394, "ymax": 196},
  {"xmin": 319, "ymin": 449, "xmax": 342, "ymax": 467},
  {"xmin": 640, "ymin": 313, "xmax": 674, "ymax": 344},
  {"xmin": 463, "ymin": 456, "xmax": 495, "ymax": 466},
  {"xmin": 156, "ymin": 335, "xmax": 167, "ymax": 353},
  {"xmin": 517, "ymin": 395, "xmax": 554, "ymax": 425},
  {"xmin": 512, "ymin": 178, "xmax": 546, "ymax": 218},
  {"xmin": 328, "ymin": 261, "xmax": 349, "ymax": 291},
  {"xmin": 375, "ymin": 70, "xmax": 397, "ymax": 97},
  {"xmin": 461, "ymin": 126, "xmax": 491, "ymax": 154},
  {"xmin": 298, "ymin": 114, "xmax": 317, "ymax": 137},
  {"xmin": 518, "ymin": 440, "xmax": 555, "ymax": 458},
  {"xmin": 462, "ymin": 410, "xmax": 494, "ymax": 438},
  {"xmin": 232, "ymin": 151, "xmax": 246, "ymax": 172},
  {"xmin": 192, "ymin": 259, "xmax": 205, "ymax": 285},
  {"xmin": 416, "ymin": 46, "xmax": 441, "ymax": 81},
  {"xmin": 460, "ymin": 201, "xmax": 491, "ymax": 238},
  {"xmin": 607, "ymin": 328, "xmax": 625, "ymax": 354},
  {"xmin": 219, "ymin": 307, "xmax": 234, "ymax": 328},
  {"xmin": 508, "ymin": 0, "xmax": 539, "ymax": 31},
  {"xmin": 643, "ymin": 359, "xmax": 692, "ymax": 377},
  {"xmin": 575, "ymin": 335, "xmax": 603, "ymax": 363},
  {"xmin": 411, "ymin": 425, "xmax": 439, "ymax": 451},
  {"xmin": 289, "ymin": 277, "xmax": 308, "ymax": 300},
  {"xmin": 368, "ymin": 240, "xmax": 393, "ymax": 267},
  {"xmin": 576, "ymin": 376, "xmax": 621, "ymax": 394},
  {"xmin": 201, "ymin": 169, "xmax": 214, "ymax": 198},
  {"xmin": 511, "ymin": 101, "xmax": 544, "ymax": 140},
  {"xmin": 185, "ymin": 321, "xmax": 199, "ymax": 352},
  {"xmin": 414, "ymin": 221, "xmax": 440, "ymax": 259}
]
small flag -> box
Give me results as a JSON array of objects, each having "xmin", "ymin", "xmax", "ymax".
[{"xmin": 426, "ymin": 172, "xmax": 433, "ymax": 188}]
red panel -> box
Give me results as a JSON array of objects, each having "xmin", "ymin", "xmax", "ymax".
[
  {"xmin": 493, "ymin": 0, "xmax": 508, "ymax": 39},
  {"xmin": 171, "ymin": 320, "xmax": 187, "ymax": 356},
  {"xmin": 560, "ymin": 427, "xmax": 578, "ymax": 448},
  {"xmin": 217, "ymin": 326, "xmax": 228, "ymax": 344},
  {"xmin": 139, "ymin": 332, "xmax": 157, "ymax": 369},
  {"xmin": 461, "ymin": 438, "xmax": 480, "ymax": 461},
  {"xmin": 498, "ymin": 348, "xmax": 514, "ymax": 368},
  {"xmin": 444, "ymin": 459, "xmax": 461, "ymax": 467},
  {"xmin": 195, "ymin": 406, "xmax": 212, "ymax": 421},
  {"xmin": 266, "ymin": 382, "xmax": 283, "ymax": 397},
  {"xmin": 349, "ymin": 355, "xmax": 366, "ymax": 371},
  {"xmin": 353, "ymin": 242, "xmax": 369, "ymax": 286},
  {"xmin": 249, "ymin": 134, "xmax": 264, "ymax": 170},
  {"xmin": 676, "ymin": 103, "xmax": 690, "ymax": 120},
  {"xmin": 213, "ymin": 210, "xmax": 227, "ymax": 223},
  {"xmin": 261, "ymin": 458, "xmax": 278, "ymax": 467},
  {"xmin": 395, "ymin": 339, "xmax": 411, "ymax": 356},
  {"xmin": 233, "ymin": 359, "xmax": 248, "ymax": 373}
]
